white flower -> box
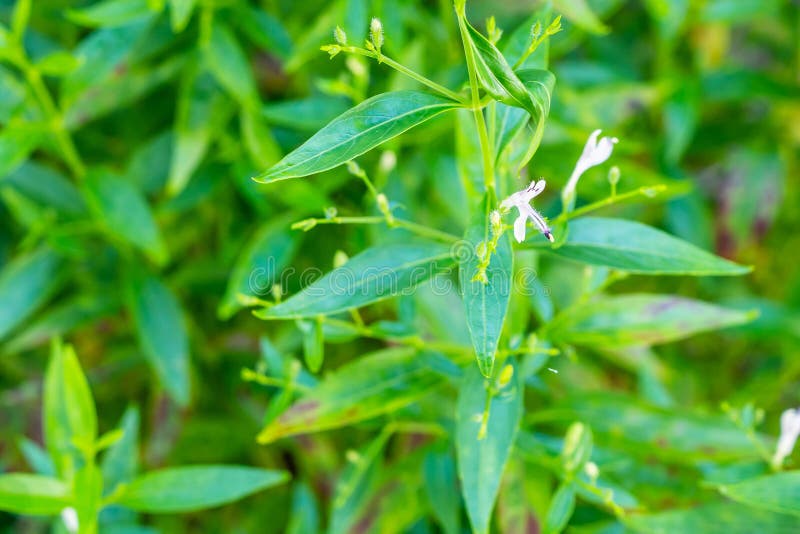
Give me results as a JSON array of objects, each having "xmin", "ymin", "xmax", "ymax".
[
  {"xmin": 562, "ymin": 129, "xmax": 618, "ymax": 206},
  {"xmin": 773, "ymin": 407, "xmax": 800, "ymax": 467},
  {"xmin": 499, "ymin": 179, "xmax": 553, "ymax": 243},
  {"xmin": 61, "ymin": 507, "xmax": 79, "ymax": 533}
]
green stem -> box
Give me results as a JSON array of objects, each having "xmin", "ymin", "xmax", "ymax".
[
  {"xmin": 551, "ymin": 185, "xmax": 668, "ymax": 225},
  {"xmin": 455, "ymin": 10, "xmax": 495, "ymax": 192},
  {"xmin": 292, "ymin": 215, "xmax": 460, "ymax": 242},
  {"xmin": 22, "ymin": 65, "xmax": 85, "ymax": 178},
  {"xmin": 339, "ymin": 46, "xmax": 466, "ymax": 104}
]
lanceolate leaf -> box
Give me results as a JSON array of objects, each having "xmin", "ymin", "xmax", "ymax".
[
  {"xmin": 0, "ymin": 473, "xmax": 71, "ymax": 515},
  {"xmin": 719, "ymin": 472, "xmax": 800, "ymax": 517},
  {"xmin": 116, "ymin": 466, "xmax": 289, "ymax": 512},
  {"xmin": 456, "ymin": 360, "xmax": 523, "ymax": 534},
  {"xmin": 625, "ymin": 502, "xmax": 798, "ymax": 533},
  {"xmin": 0, "ymin": 247, "xmax": 62, "ymax": 340},
  {"xmin": 546, "ymin": 294, "xmax": 754, "ymax": 347},
  {"xmin": 126, "ymin": 274, "xmax": 190, "ymax": 405},
  {"xmin": 253, "ymin": 91, "xmax": 461, "ymax": 183},
  {"xmin": 257, "ymin": 348, "xmax": 443, "ymax": 443},
  {"xmin": 548, "ymin": 217, "xmax": 750, "ymax": 275},
  {"xmin": 256, "ymin": 241, "xmax": 454, "ymax": 319},
  {"xmin": 459, "ymin": 194, "xmax": 513, "ymax": 377}
]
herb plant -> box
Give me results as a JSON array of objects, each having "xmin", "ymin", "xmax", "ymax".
[{"xmin": 1, "ymin": 0, "xmax": 798, "ymax": 532}]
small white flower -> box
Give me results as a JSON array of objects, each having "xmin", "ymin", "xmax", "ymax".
[
  {"xmin": 773, "ymin": 407, "xmax": 800, "ymax": 467},
  {"xmin": 562, "ymin": 129, "xmax": 618, "ymax": 206},
  {"xmin": 499, "ymin": 179, "xmax": 553, "ymax": 243},
  {"xmin": 61, "ymin": 507, "xmax": 79, "ymax": 533}
]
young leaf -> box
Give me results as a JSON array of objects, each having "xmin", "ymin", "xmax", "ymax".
[
  {"xmin": 206, "ymin": 21, "xmax": 258, "ymax": 107},
  {"xmin": 169, "ymin": 0, "xmax": 196, "ymax": 32},
  {"xmin": 218, "ymin": 218, "xmax": 300, "ymax": 319},
  {"xmin": 459, "ymin": 195, "xmax": 513, "ymax": 377},
  {"xmin": 256, "ymin": 240, "xmax": 454, "ymax": 319},
  {"xmin": 543, "ymin": 481, "xmax": 576, "ymax": 534},
  {"xmin": 547, "ymin": 217, "xmax": 751, "ymax": 275},
  {"xmin": 0, "ymin": 124, "xmax": 40, "ymax": 178},
  {"xmin": 44, "ymin": 341, "xmax": 98, "ymax": 477},
  {"xmin": 253, "ymin": 91, "xmax": 461, "ymax": 183},
  {"xmin": 83, "ymin": 170, "xmax": 168, "ymax": 265},
  {"xmin": 300, "ymin": 317, "xmax": 324, "ymax": 373},
  {"xmin": 456, "ymin": 360, "xmax": 523, "ymax": 534},
  {"xmin": 719, "ymin": 472, "xmax": 800, "ymax": 517},
  {"xmin": 126, "ymin": 274, "xmax": 190, "ymax": 406},
  {"xmin": 0, "ymin": 247, "xmax": 62, "ymax": 340},
  {"xmin": 102, "ymin": 406, "xmax": 140, "ymax": 495},
  {"xmin": 0, "ymin": 473, "xmax": 71, "ymax": 515},
  {"xmin": 257, "ymin": 348, "xmax": 444, "ymax": 443},
  {"xmin": 625, "ymin": 502, "xmax": 798, "ymax": 533},
  {"xmin": 115, "ymin": 466, "xmax": 289, "ymax": 512},
  {"xmin": 546, "ymin": 294, "xmax": 754, "ymax": 347}
]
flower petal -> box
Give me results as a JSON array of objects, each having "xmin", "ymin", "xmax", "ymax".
[{"xmin": 513, "ymin": 214, "xmax": 527, "ymax": 243}]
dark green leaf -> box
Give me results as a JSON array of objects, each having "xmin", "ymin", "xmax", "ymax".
[
  {"xmin": 0, "ymin": 247, "xmax": 62, "ymax": 341},
  {"xmin": 253, "ymin": 91, "xmax": 460, "ymax": 183},
  {"xmin": 67, "ymin": 0, "xmax": 154, "ymax": 28},
  {"xmin": 548, "ymin": 217, "xmax": 750, "ymax": 275},
  {"xmin": 102, "ymin": 406, "xmax": 140, "ymax": 495},
  {"xmin": 256, "ymin": 240, "xmax": 454, "ymax": 319},
  {"xmin": 116, "ymin": 466, "xmax": 289, "ymax": 512},
  {"xmin": 543, "ymin": 482, "xmax": 576, "ymax": 534},
  {"xmin": 457, "ymin": 360, "xmax": 523, "ymax": 534},
  {"xmin": 459, "ymin": 194, "xmax": 513, "ymax": 377},
  {"xmin": 257, "ymin": 348, "xmax": 443, "ymax": 443},
  {"xmin": 546, "ymin": 294, "xmax": 754, "ymax": 347},
  {"xmin": 206, "ymin": 21, "xmax": 258, "ymax": 107},
  {"xmin": 83, "ymin": 170, "xmax": 168, "ymax": 264},
  {"xmin": 126, "ymin": 274, "xmax": 190, "ymax": 405},
  {"xmin": 626, "ymin": 502, "xmax": 798, "ymax": 534}
]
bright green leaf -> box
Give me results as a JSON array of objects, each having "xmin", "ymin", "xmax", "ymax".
[
  {"xmin": 169, "ymin": 0, "xmax": 196, "ymax": 32},
  {"xmin": 0, "ymin": 473, "xmax": 70, "ymax": 515},
  {"xmin": 553, "ymin": 0, "xmax": 609, "ymax": 34},
  {"xmin": 626, "ymin": 501, "xmax": 798, "ymax": 533},
  {"xmin": 256, "ymin": 240, "xmax": 454, "ymax": 319},
  {"xmin": 67, "ymin": 0, "xmax": 154, "ymax": 28},
  {"xmin": 719, "ymin": 472, "xmax": 800, "ymax": 517},
  {"xmin": 547, "ymin": 217, "xmax": 751, "ymax": 275},
  {"xmin": 253, "ymin": 91, "xmax": 460, "ymax": 183},
  {"xmin": 206, "ymin": 21, "xmax": 258, "ymax": 107},
  {"xmin": 116, "ymin": 466, "xmax": 289, "ymax": 512}
]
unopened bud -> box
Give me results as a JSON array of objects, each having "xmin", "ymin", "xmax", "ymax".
[
  {"xmin": 497, "ymin": 364, "xmax": 514, "ymax": 388},
  {"xmin": 531, "ymin": 21, "xmax": 542, "ymax": 40},
  {"xmin": 546, "ymin": 15, "xmax": 562, "ymax": 36},
  {"xmin": 321, "ymin": 44, "xmax": 341, "ymax": 59},
  {"xmin": 490, "ymin": 210, "xmax": 502, "ymax": 236},
  {"xmin": 271, "ymin": 284, "xmax": 282, "ymax": 303},
  {"xmin": 475, "ymin": 241, "xmax": 488, "ymax": 261},
  {"xmin": 334, "ymin": 25, "xmax": 347, "ymax": 45},
  {"xmin": 346, "ymin": 160, "xmax": 364, "ymax": 177},
  {"xmin": 608, "ymin": 165, "xmax": 620, "ymax": 186},
  {"xmin": 379, "ymin": 150, "xmax": 397, "ymax": 173},
  {"xmin": 346, "ymin": 55, "xmax": 366, "ymax": 77},
  {"xmin": 585, "ymin": 461, "xmax": 599, "ymax": 480},
  {"xmin": 292, "ymin": 218, "xmax": 318, "ymax": 232},
  {"xmin": 346, "ymin": 449, "xmax": 361, "ymax": 463},
  {"xmin": 324, "ymin": 206, "xmax": 338, "ymax": 219},
  {"xmin": 333, "ymin": 250, "xmax": 349, "ymax": 268},
  {"xmin": 370, "ymin": 17, "xmax": 384, "ymax": 52},
  {"xmin": 376, "ymin": 193, "xmax": 394, "ymax": 224}
]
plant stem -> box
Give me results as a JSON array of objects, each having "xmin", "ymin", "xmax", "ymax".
[
  {"xmin": 22, "ymin": 64, "xmax": 85, "ymax": 179},
  {"xmin": 551, "ymin": 185, "xmax": 668, "ymax": 225},
  {"xmin": 293, "ymin": 215, "xmax": 460, "ymax": 243},
  {"xmin": 338, "ymin": 46, "xmax": 466, "ymax": 104}
]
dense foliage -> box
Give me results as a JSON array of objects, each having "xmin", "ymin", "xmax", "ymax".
[{"xmin": 1, "ymin": 0, "xmax": 799, "ymax": 532}]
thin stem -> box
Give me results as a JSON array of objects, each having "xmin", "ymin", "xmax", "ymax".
[
  {"xmin": 292, "ymin": 215, "xmax": 460, "ymax": 243},
  {"xmin": 337, "ymin": 46, "xmax": 466, "ymax": 104},
  {"xmin": 551, "ymin": 185, "xmax": 668, "ymax": 225},
  {"xmin": 455, "ymin": 11, "xmax": 495, "ymax": 192},
  {"xmin": 22, "ymin": 65, "xmax": 85, "ymax": 178}
]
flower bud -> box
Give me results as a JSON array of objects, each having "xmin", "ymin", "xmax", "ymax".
[
  {"xmin": 530, "ymin": 21, "xmax": 542, "ymax": 40},
  {"xmin": 324, "ymin": 206, "xmax": 338, "ymax": 219},
  {"xmin": 497, "ymin": 363, "xmax": 514, "ymax": 388},
  {"xmin": 490, "ymin": 210, "xmax": 503, "ymax": 236},
  {"xmin": 292, "ymin": 218, "xmax": 318, "ymax": 232},
  {"xmin": 333, "ymin": 250, "xmax": 349, "ymax": 268},
  {"xmin": 370, "ymin": 17, "xmax": 384, "ymax": 52},
  {"xmin": 546, "ymin": 15, "xmax": 562, "ymax": 36},
  {"xmin": 608, "ymin": 165, "xmax": 620, "ymax": 186},
  {"xmin": 334, "ymin": 25, "xmax": 347, "ymax": 45},
  {"xmin": 379, "ymin": 150, "xmax": 397, "ymax": 173}
]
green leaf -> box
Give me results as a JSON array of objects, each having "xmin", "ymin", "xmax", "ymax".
[
  {"xmin": 17, "ymin": 437, "xmax": 56, "ymax": 476},
  {"xmin": 462, "ymin": 19, "xmax": 538, "ymax": 116},
  {"xmin": 83, "ymin": 170, "xmax": 168, "ymax": 264},
  {"xmin": 256, "ymin": 240, "xmax": 454, "ymax": 319},
  {"xmin": 35, "ymin": 51, "xmax": 81, "ymax": 77},
  {"xmin": 456, "ymin": 360, "xmax": 523, "ymax": 534},
  {"xmin": 0, "ymin": 473, "xmax": 71, "ymax": 515},
  {"xmin": 253, "ymin": 91, "xmax": 460, "ymax": 183},
  {"xmin": 168, "ymin": 70, "xmax": 230, "ymax": 196},
  {"xmin": 44, "ymin": 341, "xmax": 97, "ymax": 477},
  {"xmin": 543, "ymin": 482, "xmax": 576, "ymax": 534},
  {"xmin": 116, "ymin": 466, "xmax": 289, "ymax": 512},
  {"xmin": 0, "ymin": 124, "xmax": 40, "ymax": 178},
  {"xmin": 300, "ymin": 317, "xmax": 324, "ymax": 373},
  {"xmin": 261, "ymin": 96, "xmax": 349, "ymax": 132},
  {"xmin": 286, "ymin": 482, "xmax": 320, "ymax": 534},
  {"xmin": 719, "ymin": 472, "xmax": 800, "ymax": 517},
  {"xmin": 169, "ymin": 0, "xmax": 196, "ymax": 32},
  {"xmin": 424, "ymin": 451, "xmax": 461, "ymax": 534},
  {"xmin": 553, "ymin": 0, "xmax": 609, "ymax": 34},
  {"xmin": 546, "ymin": 294, "xmax": 754, "ymax": 347},
  {"xmin": 626, "ymin": 502, "xmax": 798, "ymax": 534},
  {"xmin": 241, "ymin": 106, "xmax": 281, "ymax": 170},
  {"xmin": 0, "ymin": 247, "xmax": 62, "ymax": 340},
  {"xmin": 503, "ymin": 5, "xmax": 553, "ymax": 69},
  {"xmin": 459, "ymin": 195, "xmax": 513, "ymax": 377},
  {"xmin": 126, "ymin": 274, "xmax": 190, "ymax": 405},
  {"xmin": 237, "ymin": 5, "xmax": 293, "ymax": 60},
  {"xmin": 561, "ymin": 422, "xmax": 593, "ymax": 475},
  {"xmin": 218, "ymin": 218, "xmax": 300, "ymax": 319},
  {"xmin": 2, "ymin": 162, "xmax": 86, "ymax": 215},
  {"xmin": 67, "ymin": 0, "xmax": 154, "ymax": 28},
  {"xmin": 102, "ymin": 406, "xmax": 140, "ymax": 495},
  {"xmin": 548, "ymin": 217, "xmax": 751, "ymax": 275},
  {"xmin": 257, "ymin": 348, "xmax": 443, "ymax": 443},
  {"xmin": 206, "ymin": 21, "xmax": 258, "ymax": 107},
  {"xmin": 11, "ymin": 0, "xmax": 31, "ymax": 38}
]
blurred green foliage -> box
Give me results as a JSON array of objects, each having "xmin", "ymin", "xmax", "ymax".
[{"xmin": 0, "ymin": 0, "xmax": 799, "ymax": 532}]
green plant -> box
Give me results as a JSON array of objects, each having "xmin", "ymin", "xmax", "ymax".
[{"xmin": 0, "ymin": 341, "xmax": 288, "ymax": 533}]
